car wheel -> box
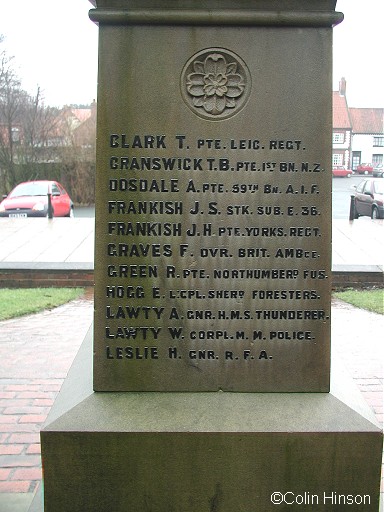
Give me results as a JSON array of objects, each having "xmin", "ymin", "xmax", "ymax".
[
  {"xmin": 346, "ymin": 173, "xmax": 351, "ymax": 178},
  {"xmin": 371, "ymin": 206, "xmax": 379, "ymax": 219},
  {"xmin": 66, "ymin": 207, "xmax": 74, "ymax": 218}
]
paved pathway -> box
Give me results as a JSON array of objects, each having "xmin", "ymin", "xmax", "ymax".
[
  {"xmin": 0, "ymin": 218, "xmax": 94, "ymax": 264},
  {"xmin": 332, "ymin": 218, "xmax": 384, "ymax": 267},
  {"xmin": 0, "ymin": 293, "xmax": 382, "ymax": 511},
  {"xmin": 0, "ymin": 294, "xmax": 93, "ymax": 511}
]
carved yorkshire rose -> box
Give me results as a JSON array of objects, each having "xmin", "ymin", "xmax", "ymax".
[{"xmin": 181, "ymin": 49, "xmax": 251, "ymax": 120}]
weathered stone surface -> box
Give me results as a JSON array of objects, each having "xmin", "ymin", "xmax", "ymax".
[
  {"xmin": 39, "ymin": 329, "xmax": 382, "ymax": 512},
  {"xmin": 92, "ymin": 0, "xmax": 342, "ymax": 392}
]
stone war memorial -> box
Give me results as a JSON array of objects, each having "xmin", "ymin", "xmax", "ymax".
[{"xmin": 32, "ymin": 1, "xmax": 382, "ymax": 511}]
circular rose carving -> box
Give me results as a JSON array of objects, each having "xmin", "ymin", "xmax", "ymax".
[{"xmin": 181, "ymin": 48, "xmax": 251, "ymax": 121}]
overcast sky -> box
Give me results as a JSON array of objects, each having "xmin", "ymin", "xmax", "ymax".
[{"xmin": 0, "ymin": 0, "xmax": 382, "ymax": 108}]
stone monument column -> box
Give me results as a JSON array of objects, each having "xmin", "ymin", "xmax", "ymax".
[
  {"xmin": 92, "ymin": 0, "xmax": 339, "ymax": 393},
  {"xmin": 32, "ymin": 1, "xmax": 382, "ymax": 511}
]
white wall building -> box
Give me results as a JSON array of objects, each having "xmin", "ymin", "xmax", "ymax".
[
  {"xmin": 349, "ymin": 108, "xmax": 384, "ymax": 169},
  {"xmin": 332, "ymin": 78, "xmax": 383, "ymax": 170}
]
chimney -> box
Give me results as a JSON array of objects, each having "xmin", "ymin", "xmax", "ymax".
[
  {"xmin": 91, "ymin": 99, "xmax": 97, "ymax": 118},
  {"xmin": 339, "ymin": 77, "xmax": 346, "ymax": 96}
]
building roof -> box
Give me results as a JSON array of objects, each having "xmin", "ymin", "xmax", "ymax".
[
  {"xmin": 349, "ymin": 108, "xmax": 384, "ymax": 134},
  {"xmin": 332, "ymin": 91, "xmax": 351, "ymax": 129},
  {"xmin": 71, "ymin": 109, "xmax": 92, "ymax": 124}
]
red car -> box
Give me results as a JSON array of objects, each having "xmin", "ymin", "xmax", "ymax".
[
  {"xmin": 332, "ymin": 165, "xmax": 353, "ymax": 178},
  {"xmin": 0, "ymin": 180, "xmax": 74, "ymax": 218},
  {"xmin": 356, "ymin": 163, "xmax": 374, "ymax": 175}
]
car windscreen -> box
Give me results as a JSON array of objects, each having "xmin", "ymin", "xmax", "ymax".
[
  {"xmin": 9, "ymin": 183, "xmax": 49, "ymax": 198},
  {"xmin": 373, "ymin": 181, "xmax": 384, "ymax": 194}
]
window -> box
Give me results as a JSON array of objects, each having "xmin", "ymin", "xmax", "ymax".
[
  {"xmin": 332, "ymin": 153, "xmax": 343, "ymax": 166},
  {"xmin": 11, "ymin": 128, "xmax": 20, "ymax": 143},
  {"xmin": 364, "ymin": 181, "xmax": 373, "ymax": 194},
  {"xmin": 333, "ymin": 132, "xmax": 344, "ymax": 144},
  {"xmin": 51, "ymin": 184, "xmax": 61, "ymax": 196},
  {"xmin": 373, "ymin": 137, "xmax": 384, "ymax": 147}
]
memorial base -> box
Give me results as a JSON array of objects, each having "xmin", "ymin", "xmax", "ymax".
[{"xmin": 33, "ymin": 328, "xmax": 382, "ymax": 511}]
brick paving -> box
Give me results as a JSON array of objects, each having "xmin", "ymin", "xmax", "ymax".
[
  {"xmin": 0, "ymin": 293, "xmax": 93, "ymax": 495},
  {"xmin": 331, "ymin": 298, "xmax": 384, "ymax": 499},
  {"xmin": 0, "ymin": 292, "xmax": 382, "ymax": 506}
]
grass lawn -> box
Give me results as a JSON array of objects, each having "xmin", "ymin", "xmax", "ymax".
[
  {"xmin": 0, "ymin": 288, "xmax": 84, "ymax": 321},
  {"xmin": 333, "ymin": 288, "xmax": 383, "ymax": 315}
]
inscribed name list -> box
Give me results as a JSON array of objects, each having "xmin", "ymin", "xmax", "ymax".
[{"xmin": 93, "ymin": 27, "xmax": 332, "ymax": 392}]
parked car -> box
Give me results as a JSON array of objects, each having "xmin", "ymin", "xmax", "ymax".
[
  {"xmin": 352, "ymin": 179, "xmax": 384, "ymax": 219},
  {"xmin": 372, "ymin": 163, "xmax": 383, "ymax": 178},
  {"xmin": 356, "ymin": 163, "xmax": 374, "ymax": 175},
  {"xmin": 332, "ymin": 165, "xmax": 353, "ymax": 178},
  {"xmin": 0, "ymin": 180, "xmax": 74, "ymax": 218}
]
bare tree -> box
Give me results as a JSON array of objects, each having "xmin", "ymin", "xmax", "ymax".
[
  {"xmin": 18, "ymin": 87, "xmax": 61, "ymax": 165},
  {"xmin": 0, "ymin": 36, "xmax": 96, "ymax": 202},
  {"xmin": 0, "ymin": 39, "xmax": 23, "ymax": 191},
  {"xmin": 0, "ymin": 39, "xmax": 65, "ymax": 194},
  {"xmin": 54, "ymin": 104, "xmax": 96, "ymax": 204}
]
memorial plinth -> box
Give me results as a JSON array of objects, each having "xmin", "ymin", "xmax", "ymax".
[
  {"xmin": 35, "ymin": 1, "xmax": 382, "ymax": 511},
  {"xmin": 37, "ymin": 329, "xmax": 382, "ymax": 511}
]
